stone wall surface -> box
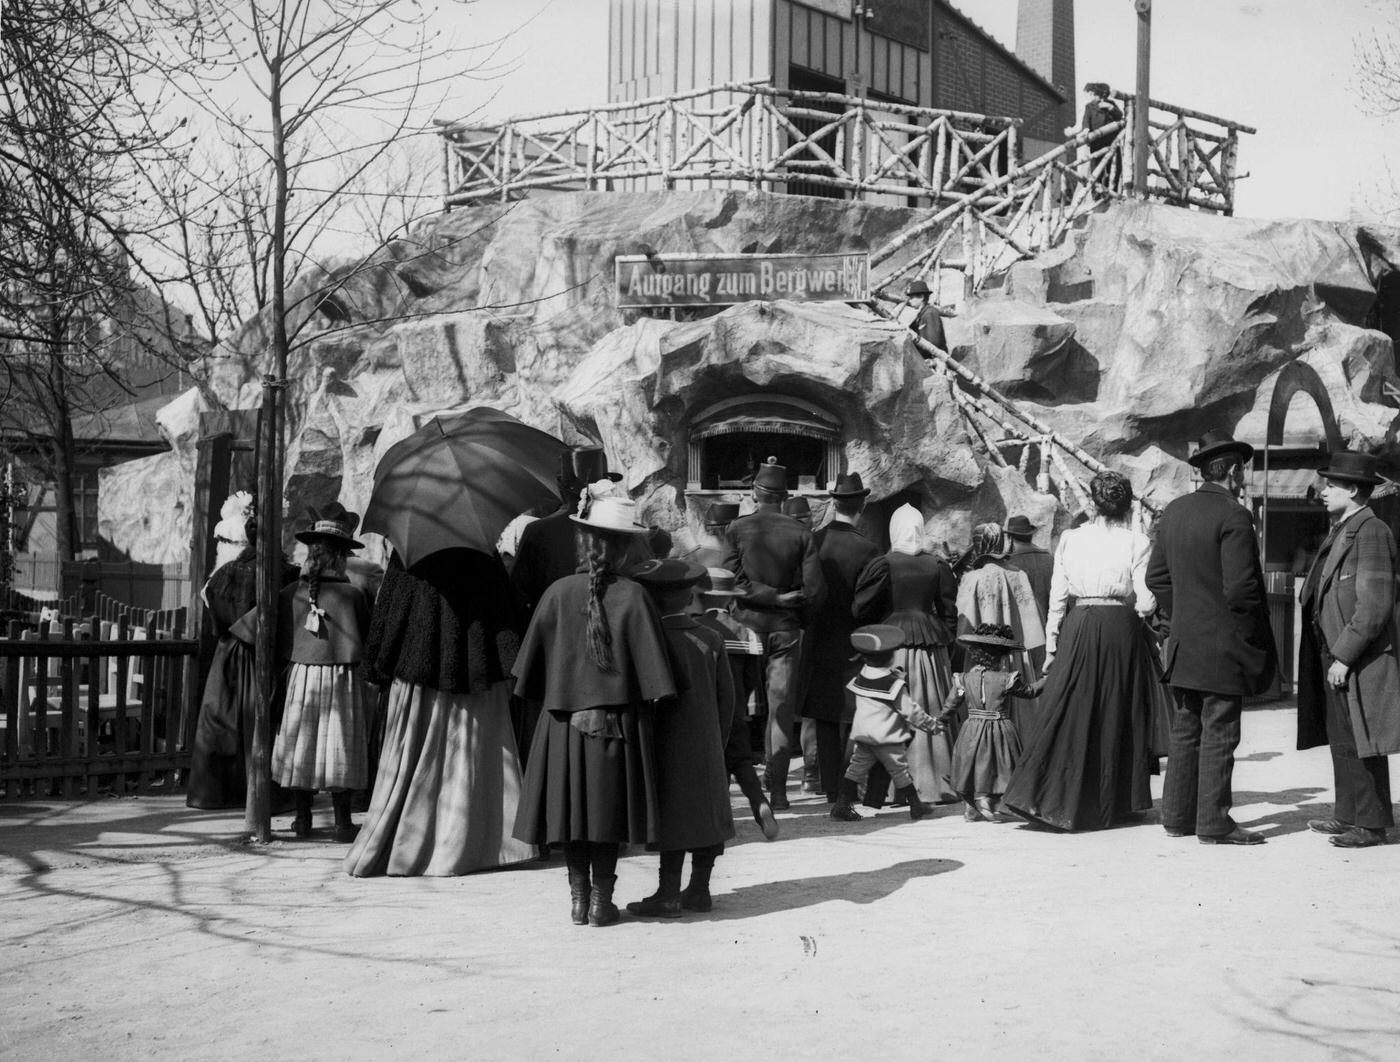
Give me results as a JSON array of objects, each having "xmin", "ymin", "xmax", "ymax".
[{"xmin": 111, "ymin": 192, "xmax": 1400, "ymax": 564}]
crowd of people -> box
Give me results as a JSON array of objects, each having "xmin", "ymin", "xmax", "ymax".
[{"xmin": 185, "ymin": 428, "xmax": 1400, "ymax": 926}]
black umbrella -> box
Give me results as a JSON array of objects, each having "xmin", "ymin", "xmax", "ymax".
[{"xmin": 363, "ymin": 407, "xmax": 569, "ymax": 567}]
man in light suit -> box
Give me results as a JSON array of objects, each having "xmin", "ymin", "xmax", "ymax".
[
  {"xmin": 723, "ymin": 458, "xmax": 826, "ymax": 809},
  {"xmin": 1146, "ymin": 429, "xmax": 1277, "ymax": 845},
  {"xmin": 1297, "ymin": 450, "xmax": 1400, "ymax": 849}
]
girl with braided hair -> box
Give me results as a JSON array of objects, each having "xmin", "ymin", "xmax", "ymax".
[
  {"xmin": 511, "ymin": 481, "xmax": 676, "ymax": 928},
  {"xmin": 237, "ymin": 503, "xmax": 373, "ymax": 841},
  {"xmin": 1003, "ymin": 471, "xmax": 1161, "ymax": 831}
]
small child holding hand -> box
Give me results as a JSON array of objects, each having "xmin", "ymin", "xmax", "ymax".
[
  {"xmin": 939, "ymin": 623, "xmax": 1044, "ymax": 823},
  {"xmin": 831, "ymin": 624, "xmax": 939, "ymax": 823}
]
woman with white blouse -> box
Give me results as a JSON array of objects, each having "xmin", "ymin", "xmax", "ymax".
[{"xmin": 1002, "ymin": 471, "xmax": 1161, "ymax": 831}]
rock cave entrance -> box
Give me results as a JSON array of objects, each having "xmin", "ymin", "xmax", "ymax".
[{"xmin": 686, "ymin": 394, "xmax": 842, "ymax": 494}]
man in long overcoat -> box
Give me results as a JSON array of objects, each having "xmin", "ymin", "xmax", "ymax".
[
  {"xmin": 1146, "ymin": 430, "xmax": 1277, "ymax": 845},
  {"xmin": 512, "ymin": 447, "xmax": 619, "ymax": 613},
  {"xmin": 723, "ymin": 458, "xmax": 826, "ymax": 809},
  {"xmin": 1297, "ymin": 451, "xmax": 1400, "ymax": 849},
  {"xmin": 800, "ymin": 474, "xmax": 891, "ymax": 802}
]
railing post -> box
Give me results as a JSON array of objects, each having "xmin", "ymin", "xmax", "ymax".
[
  {"xmin": 500, "ymin": 123, "xmax": 513, "ymax": 203},
  {"xmin": 660, "ymin": 101, "xmax": 675, "ymax": 190},
  {"xmin": 1222, "ymin": 131, "xmax": 1238, "ymax": 216}
]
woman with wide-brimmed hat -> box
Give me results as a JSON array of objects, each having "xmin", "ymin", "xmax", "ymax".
[
  {"xmin": 510, "ymin": 481, "xmax": 677, "ymax": 927},
  {"xmin": 234, "ymin": 502, "xmax": 374, "ymax": 841}
]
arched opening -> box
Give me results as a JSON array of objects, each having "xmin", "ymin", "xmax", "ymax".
[{"xmin": 686, "ymin": 394, "xmax": 842, "ymax": 495}]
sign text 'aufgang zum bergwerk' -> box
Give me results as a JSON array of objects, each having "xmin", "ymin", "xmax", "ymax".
[{"xmin": 615, "ymin": 252, "xmax": 871, "ymax": 309}]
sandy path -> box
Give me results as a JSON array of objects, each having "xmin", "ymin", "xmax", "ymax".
[{"xmin": 2, "ymin": 702, "xmax": 1398, "ymax": 1061}]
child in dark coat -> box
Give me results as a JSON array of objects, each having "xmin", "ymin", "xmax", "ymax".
[
  {"xmin": 626, "ymin": 558, "xmax": 737, "ymax": 917},
  {"xmin": 831, "ymin": 624, "xmax": 940, "ymax": 823},
  {"xmin": 939, "ymin": 623, "xmax": 1044, "ymax": 823}
]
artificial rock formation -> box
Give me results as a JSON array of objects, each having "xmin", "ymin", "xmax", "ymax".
[{"xmin": 107, "ymin": 191, "xmax": 1400, "ymax": 565}]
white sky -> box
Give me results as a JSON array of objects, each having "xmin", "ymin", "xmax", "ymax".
[{"xmin": 444, "ymin": 0, "xmax": 1400, "ymax": 222}]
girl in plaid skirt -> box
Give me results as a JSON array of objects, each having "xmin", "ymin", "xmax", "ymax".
[{"xmin": 239, "ymin": 503, "xmax": 372, "ymax": 841}]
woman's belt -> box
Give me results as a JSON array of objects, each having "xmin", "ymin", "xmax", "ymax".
[
  {"xmin": 1076, "ymin": 596, "xmax": 1129, "ymax": 607},
  {"xmin": 966, "ymin": 709, "xmax": 1007, "ymax": 720}
]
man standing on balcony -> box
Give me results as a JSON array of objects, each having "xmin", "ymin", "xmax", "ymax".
[
  {"xmin": 724, "ymin": 458, "xmax": 826, "ymax": 810},
  {"xmin": 1065, "ymin": 82, "xmax": 1123, "ymax": 194}
]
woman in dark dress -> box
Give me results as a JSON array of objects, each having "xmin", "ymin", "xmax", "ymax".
[
  {"xmin": 186, "ymin": 503, "xmax": 296, "ymax": 810},
  {"xmin": 511, "ymin": 485, "xmax": 676, "ymax": 927},
  {"xmin": 883, "ymin": 504, "xmax": 961, "ymax": 805},
  {"xmin": 346, "ymin": 548, "xmax": 536, "ymax": 876},
  {"xmin": 1002, "ymin": 472, "xmax": 1159, "ymax": 831}
]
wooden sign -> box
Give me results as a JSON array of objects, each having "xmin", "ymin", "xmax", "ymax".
[{"xmin": 615, "ymin": 252, "xmax": 871, "ymax": 309}]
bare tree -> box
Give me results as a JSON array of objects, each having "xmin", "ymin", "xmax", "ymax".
[
  {"xmin": 148, "ymin": 0, "xmax": 511, "ymax": 840},
  {"xmin": 0, "ymin": 0, "xmax": 195, "ymax": 560}
]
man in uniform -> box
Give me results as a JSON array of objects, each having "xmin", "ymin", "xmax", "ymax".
[
  {"xmin": 801, "ymin": 473, "xmax": 891, "ymax": 803},
  {"xmin": 723, "ymin": 457, "xmax": 826, "ymax": 809},
  {"xmin": 512, "ymin": 446, "xmax": 619, "ymax": 613},
  {"xmin": 1297, "ymin": 450, "xmax": 1400, "ymax": 849},
  {"xmin": 1147, "ymin": 429, "xmax": 1277, "ymax": 846}
]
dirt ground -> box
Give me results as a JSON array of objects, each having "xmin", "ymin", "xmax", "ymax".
[{"xmin": 2, "ymin": 700, "xmax": 1398, "ymax": 1062}]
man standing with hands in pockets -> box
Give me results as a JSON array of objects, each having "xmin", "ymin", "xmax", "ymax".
[
  {"xmin": 1297, "ymin": 451, "xmax": 1400, "ymax": 849},
  {"xmin": 1147, "ymin": 430, "xmax": 1277, "ymax": 845}
]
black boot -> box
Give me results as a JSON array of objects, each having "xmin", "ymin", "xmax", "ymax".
[
  {"xmin": 331, "ymin": 790, "xmax": 359, "ymax": 842},
  {"xmin": 588, "ymin": 844, "xmax": 621, "ymax": 927},
  {"xmin": 765, "ymin": 755, "xmax": 791, "ymax": 811},
  {"xmin": 735, "ymin": 762, "xmax": 779, "ymax": 840},
  {"xmin": 680, "ymin": 844, "xmax": 722, "ymax": 912},
  {"xmin": 291, "ymin": 789, "xmax": 313, "ymax": 838},
  {"xmin": 626, "ymin": 851, "xmax": 684, "ymax": 918},
  {"xmin": 830, "ymin": 777, "xmax": 863, "ymax": 822},
  {"xmin": 564, "ymin": 843, "xmax": 591, "ymax": 926},
  {"xmin": 897, "ymin": 784, "xmax": 934, "ymax": 821}
]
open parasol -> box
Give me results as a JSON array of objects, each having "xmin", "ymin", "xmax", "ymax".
[{"xmin": 363, "ymin": 406, "xmax": 569, "ymax": 567}]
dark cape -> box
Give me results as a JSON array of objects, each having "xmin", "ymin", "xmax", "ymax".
[
  {"xmin": 511, "ymin": 573, "xmax": 677, "ymax": 846},
  {"xmin": 185, "ymin": 551, "xmax": 297, "ymax": 810},
  {"xmin": 361, "ymin": 549, "xmax": 525, "ymax": 694}
]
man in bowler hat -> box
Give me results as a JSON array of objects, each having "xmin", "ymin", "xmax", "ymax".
[
  {"xmin": 1297, "ymin": 451, "xmax": 1400, "ymax": 849},
  {"xmin": 1002, "ymin": 514, "xmax": 1052, "ymax": 624},
  {"xmin": 723, "ymin": 457, "xmax": 826, "ymax": 809},
  {"xmin": 1147, "ymin": 430, "xmax": 1277, "ymax": 845},
  {"xmin": 512, "ymin": 446, "xmax": 620, "ymax": 613},
  {"xmin": 906, "ymin": 279, "xmax": 946, "ymax": 356},
  {"xmin": 801, "ymin": 472, "xmax": 891, "ymax": 803}
]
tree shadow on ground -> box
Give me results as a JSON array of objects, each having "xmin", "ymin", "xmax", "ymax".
[
  {"xmin": 680, "ymin": 857, "xmax": 962, "ymax": 922},
  {"xmin": 1232, "ymin": 786, "xmax": 1330, "ymax": 837}
]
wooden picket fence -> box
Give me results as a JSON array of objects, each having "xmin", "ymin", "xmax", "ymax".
[{"xmin": 0, "ymin": 610, "xmax": 198, "ymax": 798}]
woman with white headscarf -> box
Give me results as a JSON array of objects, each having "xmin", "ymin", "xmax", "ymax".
[{"xmin": 881, "ymin": 504, "xmax": 961, "ymax": 805}]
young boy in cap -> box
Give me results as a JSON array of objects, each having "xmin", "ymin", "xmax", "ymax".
[
  {"xmin": 694, "ymin": 567, "xmax": 779, "ymax": 841},
  {"xmin": 626, "ymin": 558, "xmax": 737, "ymax": 916},
  {"xmin": 831, "ymin": 624, "xmax": 939, "ymax": 822}
]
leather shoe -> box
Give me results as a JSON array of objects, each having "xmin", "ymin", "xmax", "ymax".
[
  {"xmin": 1307, "ymin": 817, "xmax": 1350, "ymax": 835},
  {"xmin": 1330, "ymin": 827, "xmax": 1387, "ymax": 849},
  {"xmin": 1199, "ymin": 827, "xmax": 1266, "ymax": 846},
  {"xmin": 1163, "ymin": 826, "xmax": 1194, "ymax": 838},
  {"xmin": 769, "ymin": 793, "xmax": 791, "ymax": 811},
  {"xmin": 755, "ymin": 802, "xmax": 780, "ymax": 841}
]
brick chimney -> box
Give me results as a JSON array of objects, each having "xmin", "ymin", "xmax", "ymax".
[{"xmin": 1016, "ymin": 0, "xmax": 1076, "ymax": 134}]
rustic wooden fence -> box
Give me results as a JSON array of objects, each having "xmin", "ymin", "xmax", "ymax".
[{"xmin": 0, "ymin": 610, "xmax": 197, "ymax": 799}]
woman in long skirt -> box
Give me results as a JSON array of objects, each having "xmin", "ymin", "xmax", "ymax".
[
  {"xmin": 239, "ymin": 503, "xmax": 373, "ymax": 841},
  {"xmin": 1002, "ymin": 472, "xmax": 1160, "ymax": 831},
  {"xmin": 345, "ymin": 548, "xmax": 536, "ymax": 877},
  {"xmin": 511, "ymin": 482, "xmax": 677, "ymax": 928},
  {"xmin": 883, "ymin": 504, "xmax": 960, "ymax": 805}
]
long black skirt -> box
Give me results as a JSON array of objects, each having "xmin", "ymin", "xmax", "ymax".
[
  {"xmin": 186, "ymin": 637, "xmax": 257, "ymax": 809},
  {"xmin": 1003, "ymin": 603, "xmax": 1157, "ymax": 831},
  {"xmin": 511, "ymin": 705, "xmax": 659, "ymax": 847}
]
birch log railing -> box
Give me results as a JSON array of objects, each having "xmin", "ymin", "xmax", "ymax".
[{"xmin": 438, "ymin": 82, "xmax": 1023, "ymax": 207}]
